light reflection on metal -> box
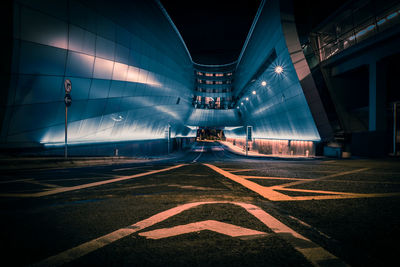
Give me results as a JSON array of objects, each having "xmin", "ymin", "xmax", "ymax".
[{"xmin": 111, "ymin": 114, "xmax": 124, "ymax": 122}]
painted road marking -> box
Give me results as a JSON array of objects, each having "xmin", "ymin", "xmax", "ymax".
[
  {"xmin": 0, "ymin": 164, "xmax": 186, "ymax": 198},
  {"xmin": 240, "ymin": 175, "xmax": 310, "ymax": 181},
  {"xmin": 205, "ymin": 164, "xmax": 400, "ymax": 201},
  {"xmin": 24, "ymin": 179, "xmax": 61, "ymax": 188},
  {"xmin": 275, "ymin": 168, "xmax": 371, "ymax": 188},
  {"xmin": 139, "ymin": 220, "xmax": 268, "ymax": 240},
  {"xmin": 32, "ymin": 201, "xmax": 347, "ymax": 267},
  {"xmin": 112, "ymin": 167, "xmax": 141, "ymax": 171},
  {"xmin": 228, "ymin": 169, "xmax": 256, "ymax": 173},
  {"xmin": 205, "ymin": 164, "xmax": 292, "ymax": 201},
  {"xmin": 192, "ymin": 145, "xmax": 204, "ymax": 163}
]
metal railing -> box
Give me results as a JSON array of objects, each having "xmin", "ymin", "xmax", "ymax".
[{"xmin": 309, "ymin": 0, "xmax": 400, "ymax": 63}]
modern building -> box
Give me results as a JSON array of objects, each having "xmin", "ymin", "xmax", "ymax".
[{"xmin": 1, "ymin": 0, "xmax": 399, "ymax": 157}]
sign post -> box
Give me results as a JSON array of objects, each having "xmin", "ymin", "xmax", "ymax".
[
  {"xmin": 64, "ymin": 79, "xmax": 72, "ymax": 159},
  {"xmin": 246, "ymin": 126, "xmax": 252, "ymax": 157}
]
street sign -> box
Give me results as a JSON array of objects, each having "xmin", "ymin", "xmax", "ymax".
[
  {"xmin": 64, "ymin": 79, "xmax": 72, "ymax": 94},
  {"xmin": 64, "ymin": 94, "xmax": 72, "ymax": 107},
  {"xmin": 246, "ymin": 126, "xmax": 252, "ymax": 141}
]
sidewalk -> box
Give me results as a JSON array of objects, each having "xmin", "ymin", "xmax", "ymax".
[{"xmin": 218, "ymin": 141, "xmax": 317, "ymax": 160}]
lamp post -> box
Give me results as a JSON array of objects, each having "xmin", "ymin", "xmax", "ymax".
[
  {"xmin": 246, "ymin": 126, "xmax": 252, "ymax": 157},
  {"xmin": 64, "ymin": 79, "xmax": 72, "ymax": 159}
]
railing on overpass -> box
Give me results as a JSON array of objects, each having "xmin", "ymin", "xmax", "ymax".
[{"xmin": 304, "ymin": 0, "xmax": 400, "ymax": 65}]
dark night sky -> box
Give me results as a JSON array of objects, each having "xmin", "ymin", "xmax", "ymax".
[
  {"xmin": 160, "ymin": 0, "xmax": 261, "ymax": 64},
  {"xmin": 160, "ymin": 0, "xmax": 350, "ymax": 65}
]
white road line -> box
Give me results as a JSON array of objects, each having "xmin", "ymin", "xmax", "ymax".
[
  {"xmin": 112, "ymin": 167, "xmax": 140, "ymax": 172},
  {"xmin": 192, "ymin": 145, "xmax": 204, "ymax": 163},
  {"xmin": 32, "ymin": 201, "xmax": 348, "ymax": 267},
  {"xmin": 0, "ymin": 164, "xmax": 186, "ymax": 198}
]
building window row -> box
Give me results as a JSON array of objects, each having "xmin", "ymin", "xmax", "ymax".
[
  {"xmin": 192, "ymin": 95, "xmax": 235, "ymax": 109},
  {"xmin": 196, "ymin": 87, "xmax": 233, "ymax": 93},
  {"xmin": 196, "ymin": 71, "xmax": 233, "ymax": 77},
  {"xmin": 197, "ymin": 79, "xmax": 232, "ymax": 85}
]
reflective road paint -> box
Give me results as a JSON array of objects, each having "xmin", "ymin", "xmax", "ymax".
[
  {"xmin": 0, "ymin": 164, "xmax": 186, "ymax": 198},
  {"xmin": 139, "ymin": 220, "xmax": 268, "ymax": 240},
  {"xmin": 206, "ymin": 164, "xmax": 400, "ymax": 201},
  {"xmin": 32, "ymin": 201, "xmax": 347, "ymax": 267}
]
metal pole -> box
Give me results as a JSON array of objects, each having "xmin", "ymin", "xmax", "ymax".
[
  {"xmin": 167, "ymin": 126, "xmax": 171, "ymax": 154},
  {"xmin": 246, "ymin": 137, "xmax": 248, "ymax": 157},
  {"xmin": 394, "ymin": 102, "xmax": 397, "ymax": 156},
  {"xmin": 65, "ymin": 105, "xmax": 68, "ymax": 159}
]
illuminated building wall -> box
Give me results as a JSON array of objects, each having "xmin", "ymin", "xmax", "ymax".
[
  {"xmin": 1, "ymin": 0, "xmax": 326, "ymax": 151},
  {"xmin": 226, "ymin": 0, "xmax": 321, "ymax": 142},
  {"xmin": 1, "ymin": 0, "xmax": 194, "ymax": 147}
]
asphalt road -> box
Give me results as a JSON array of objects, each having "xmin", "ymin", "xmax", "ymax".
[{"xmin": 1, "ymin": 141, "xmax": 400, "ymax": 266}]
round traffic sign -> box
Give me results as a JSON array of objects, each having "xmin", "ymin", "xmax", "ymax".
[{"xmin": 64, "ymin": 79, "xmax": 72, "ymax": 94}]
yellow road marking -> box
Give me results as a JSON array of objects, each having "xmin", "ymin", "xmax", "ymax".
[
  {"xmin": 139, "ymin": 220, "xmax": 268, "ymax": 239},
  {"xmin": 240, "ymin": 176, "xmax": 309, "ymax": 181},
  {"xmin": 204, "ymin": 164, "xmax": 292, "ymax": 201},
  {"xmin": 276, "ymin": 168, "xmax": 371, "ymax": 188},
  {"xmin": 32, "ymin": 201, "xmax": 347, "ymax": 267},
  {"xmin": 206, "ymin": 164, "xmax": 400, "ymax": 201},
  {"xmin": 0, "ymin": 164, "xmax": 186, "ymax": 198}
]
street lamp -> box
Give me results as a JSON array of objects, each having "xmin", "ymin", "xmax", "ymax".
[{"xmin": 275, "ymin": 65, "xmax": 283, "ymax": 74}]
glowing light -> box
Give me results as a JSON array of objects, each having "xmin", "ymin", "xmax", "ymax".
[
  {"xmin": 387, "ymin": 12, "xmax": 398, "ymax": 20},
  {"xmin": 274, "ymin": 66, "xmax": 283, "ymax": 74},
  {"xmin": 245, "ymin": 97, "xmax": 249, "ymax": 101},
  {"xmin": 377, "ymin": 18, "xmax": 386, "ymax": 25},
  {"xmin": 241, "ymin": 102, "xmax": 244, "ymax": 105},
  {"xmin": 261, "ymin": 81, "xmax": 267, "ymax": 86},
  {"xmin": 252, "ymin": 90, "xmax": 256, "ymax": 95}
]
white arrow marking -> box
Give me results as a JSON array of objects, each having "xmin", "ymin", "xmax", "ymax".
[{"xmin": 138, "ymin": 220, "xmax": 268, "ymax": 240}]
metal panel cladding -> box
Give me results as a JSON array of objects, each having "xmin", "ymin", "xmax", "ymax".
[
  {"xmin": 232, "ymin": 0, "xmax": 321, "ymax": 141},
  {"xmin": 1, "ymin": 0, "xmax": 194, "ymax": 147}
]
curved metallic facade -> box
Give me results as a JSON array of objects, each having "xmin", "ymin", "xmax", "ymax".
[
  {"xmin": 227, "ymin": 0, "xmax": 320, "ymax": 141},
  {"xmin": 1, "ymin": 0, "xmax": 194, "ymax": 147},
  {"xmin": 1, "ymin": 0, "xmax": 322, "ymax": 149}
]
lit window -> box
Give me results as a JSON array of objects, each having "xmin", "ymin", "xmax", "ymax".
[
  {"xmin": 206, "ymin": 80, "xmax": 213, "ymax": 84},
  {"xmin": 198, "ymin": 79, "xmax": 203, "ymax": 83},
  {"xmin": 215, "ymin": 81, "xmax": 222, "ymax": 84},
  {"xmin": 197, "ymin": 71, "xmax": 203, "ymax": 76},
  {"xmin": 226, "ymin": 72, "xmax": 232, "ymax": 76},
  {"xmin": 215, "ymin": 73, "xmax": 223, "ymax": 77},
  {"xmin": 205, "ymin": 73, "xmax": 213, "ymax": 77}
]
